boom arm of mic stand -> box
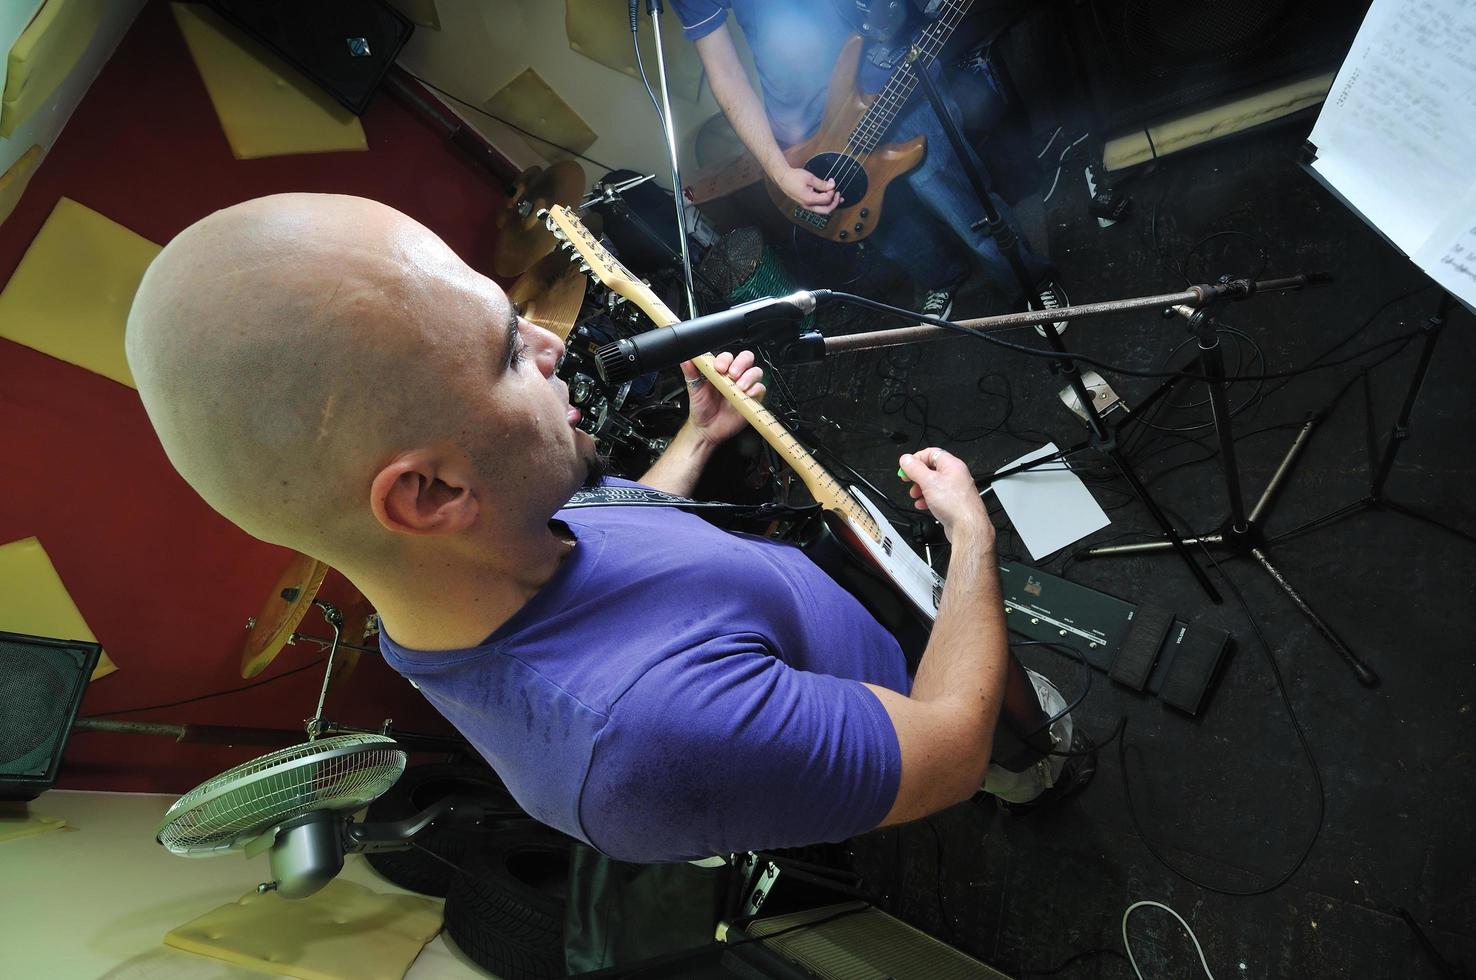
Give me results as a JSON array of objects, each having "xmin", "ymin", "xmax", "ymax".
[{"xmin": 820, "ymin": 275, "xmax": 1326, "ymax": 355}]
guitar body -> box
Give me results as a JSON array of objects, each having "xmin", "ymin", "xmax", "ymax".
[{"xmin": 764, "ymin": 36, "xmax": 925, "ymax": 243}]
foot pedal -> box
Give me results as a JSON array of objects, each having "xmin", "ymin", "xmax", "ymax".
[
  {"xmin": 1110, "ymin": 604, "xmax": 1173, "ymax": 691},
  {"xmin": 1158, "ymin": 625, "xmax": 1233, "ymax": 715}
]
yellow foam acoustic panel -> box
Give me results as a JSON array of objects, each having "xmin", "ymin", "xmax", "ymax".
[
  {"xmin": 170, "ymin": 2, "xmax": 367, "ymax": 160},
  {"xmin": 165, "ymin": 878, "xmax": 443, "ymax": 980},
  {"xmin": 0, "ymin": 143, "xmax": 44, "ymax": 230},
  {"xmin": 0, "ymin": 804, "xmax": 66, "ymax": 843},
  {"xmin": 566, "ymin": 0, "xmax": 703, "ymax": 103},
  {"xmin": 0, "ymin": 536, "xmax": 116, "ymax": 680},
  {"xmin": 0, "ymin": 0, "xmax": 105, "ymax": 139},
  {"xmin": 0, "ymin": 196, "xmax": 158, "ymax": 389},
  {"xmin": 483, "ymin": 67, "xmax": 598, "ymax": 163}
]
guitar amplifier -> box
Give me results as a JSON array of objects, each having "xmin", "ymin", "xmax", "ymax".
[
  {"xmin": 0, "ymin": 631, "xmax": 101, "ymax": 801},
  {"xmin": 206, "ymin": 0, "xmax": 413, "ymax": 115}
]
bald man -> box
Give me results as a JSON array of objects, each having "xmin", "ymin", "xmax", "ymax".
[{"xmin": 126, "ymin": 194, "xmax": 1086, "ymax": 863}]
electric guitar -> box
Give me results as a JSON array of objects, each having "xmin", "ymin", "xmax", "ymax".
[
  {"xmin": 687, "ymin": 0, "xmax": 975, "ymax": 244},
  {"xmin": 543, "ymin": 206, "xmax": 1056, "ymax": 759},
  {"xmin": 542, "ymin": 205, "xmax": 944, "ymax": 634}
]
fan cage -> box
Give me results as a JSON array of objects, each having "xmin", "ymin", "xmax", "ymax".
[{"xmin": 157, "ymin": 734, "xmax": 406, "ymax": 855}]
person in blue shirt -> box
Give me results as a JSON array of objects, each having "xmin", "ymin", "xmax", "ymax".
[
  {"xmin": 676, "ymin": 0, "xmax": 1067, "ymax": 325},
  {"xmin": 124, "ymin": 193, "xmax": 1088, "ymax": 862}
]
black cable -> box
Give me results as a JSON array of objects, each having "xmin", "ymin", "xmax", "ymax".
[
  {"xmin": 629, "ymin": 8, "xmax": 666, "ymax": 126},
  {"xmin": 1007, "ymin": 639, "xmax": 1092, "ymax": 739},
  {"xmin": 91, "ymin": 656, "xmax": 331, "ymax": 717},
  {"xmin": 1118, "ymin": 539, "xmax": 1325, "ymax": 897},
  {"xmin": 1257, "ymin": 283, "xmax": 1435, "ymax": 403},
  {"xmin": 397, "ymin": 68, "xmax": 618, "ymax": 173},
  {"xmin": 1014, "ymin": 947, "xmax": 1132, "ymax": 977},
  {"xmin": 826, "ymin": 290, "xmax": 1425, "ymax": 384}
]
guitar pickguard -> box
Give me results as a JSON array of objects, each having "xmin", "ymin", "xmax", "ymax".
[{"xmin": 841, "ymin": 487, "xmax": 945, "ymax": 622}]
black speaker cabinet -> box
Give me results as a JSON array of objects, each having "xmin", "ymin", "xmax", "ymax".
[
  {"xmin": 1068, "ymin": 0, "xmax": 1370, "ymax": 134},
  {"xmin": 206, "ymin": 0, "xmax": 414, "ymax": 116},
  {"xmin": 0, "ymin": 631, "xmax": 101, "ymax": 802}
]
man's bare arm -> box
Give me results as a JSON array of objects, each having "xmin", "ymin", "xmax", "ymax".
[
  {"xmin": 864, "ymin": 449, "xmax": 1010, "ymax": 824},
  {"xmin": 694, "ymin": 23, "xmax": 840, "ymax": 214}
]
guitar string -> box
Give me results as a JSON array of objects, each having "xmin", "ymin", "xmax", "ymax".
[
  {"xmin": 577, "ymin": 217, "xmax": 880, "ymax": 534},
  {"xmin": 816, "ymin": 0, "xmax": 969, "ymax": 207},
  {"xmin": 818, "ymin": 4, "xmax": 957, "ymax": 191}
]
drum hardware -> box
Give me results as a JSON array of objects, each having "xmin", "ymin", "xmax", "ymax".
[{"xmin": 492, "ymin": 160, "xmax": 586, "ymax": 279}]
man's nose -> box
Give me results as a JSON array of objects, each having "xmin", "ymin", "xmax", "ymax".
[{"xmin": 527, "ymin": 321, "xmax": 565, "ymax": 378}]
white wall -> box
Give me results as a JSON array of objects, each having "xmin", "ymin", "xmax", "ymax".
[
  {"xmin": 0, "ymin": 790, "xmax": 492, "ymax": 978},
  {"xmin": 0, "ymin": 0, "xmax": 149, "ymax": 224},
  {"xmin": 393, "ymin": 0, "xmax": 755, "ymax": 188}
]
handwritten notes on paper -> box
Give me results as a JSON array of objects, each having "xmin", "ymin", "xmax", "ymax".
[{"xmin": 1308, "ymin": 0, "xmax": 1476, "ymax": 306}]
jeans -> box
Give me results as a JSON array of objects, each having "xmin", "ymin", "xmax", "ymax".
[{"xmin": 869, "ymin": 62, "xmax": 1054, "ymax": 296}]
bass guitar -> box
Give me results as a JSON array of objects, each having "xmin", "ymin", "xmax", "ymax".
[{"xmin": 688, "ymin": 0, "xmax": 975, "ymax": 244}]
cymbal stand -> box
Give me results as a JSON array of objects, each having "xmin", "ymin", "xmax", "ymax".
[{"xmin": 641, "ymin": 0, "xmax": 699, "ymax": 317}]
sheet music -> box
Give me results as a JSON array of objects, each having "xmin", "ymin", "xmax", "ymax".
[
  {"xmin": 1308, "ymin": 0, "xmax": 1476, "ymax": 291},
  {"xmin": 1414, "ymin": 188, "xmax": 1476, "ymax": 299}
]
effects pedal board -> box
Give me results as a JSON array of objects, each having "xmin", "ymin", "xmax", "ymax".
[{"xmin": 998, "ymin": 560, "xmax": 1232, "ymax": 715}]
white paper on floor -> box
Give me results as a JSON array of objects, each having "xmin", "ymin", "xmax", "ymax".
[{"xmin": 988, "ymin": 443, "xmax": 1110, "ymax": 561}]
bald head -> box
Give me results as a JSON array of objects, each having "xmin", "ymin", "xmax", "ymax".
[{"xmin": 126, "ymin": 193, "xmax": 510, "ymax": 563}]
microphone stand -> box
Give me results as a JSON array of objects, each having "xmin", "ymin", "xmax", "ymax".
[
  {"xmin": 906, "ymin": 57, "xmax": 1222, "ymax": 604},
  {"xmin": 642, "ymin": 0, "xmax": 700, "ymax": 318},
  {"xmin": 801, "ymin": 274, "xmax": 1389, "ymax": 687}
]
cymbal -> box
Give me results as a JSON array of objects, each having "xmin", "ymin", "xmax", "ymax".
[
  {"xmin": 507, "ymin": 217, "xmax": 599, "ymax": 341},
  {"xmin": 240, "ymin": 552, "xmax": 329, "ymax": 678},
  {"xmin": 493, "ymin": 160, "xmax": 586, "ymax": 279}
]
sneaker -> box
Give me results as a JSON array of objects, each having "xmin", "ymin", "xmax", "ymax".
[
  {"xmin": 919, "ymin": 286, "xmax": 955, "ymax": 322},
  {"xmin": 1028, "ymin": 279, "xmax": 1069, "ymax": 337},
  {"xmin": 995, "ymin": 729, "xmax": 1097, "ymax": 815}
]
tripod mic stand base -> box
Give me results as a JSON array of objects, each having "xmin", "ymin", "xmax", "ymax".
[{"xmin": 1081, "ymin": 418, "xmax": 1381, "ymax": 687}]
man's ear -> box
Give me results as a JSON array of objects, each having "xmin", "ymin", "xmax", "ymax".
[{"xmin": 369, "ymin": 450, "xmax": 480, "ymax": 535}]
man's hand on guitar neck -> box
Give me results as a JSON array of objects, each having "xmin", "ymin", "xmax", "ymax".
[
  {"xmin": 899, "ymin": 447, "xmax": 994, "ymax": 549},
  {"xmin": 773, "ymin": 167, "xmax": 841, "ymax": 214},
  {"xmin": 637, "ymin": 350, "xmax": 766, "ymax": 497}
]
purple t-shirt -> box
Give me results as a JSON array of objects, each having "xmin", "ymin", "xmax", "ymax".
[{"xmin": 378, "ymin": 480, "xmax": 910, "ymax": 862}]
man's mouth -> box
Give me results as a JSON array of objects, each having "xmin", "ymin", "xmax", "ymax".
[{"xmin": 567, "ymin": 407, "xmax": 582, "ymax": 426}]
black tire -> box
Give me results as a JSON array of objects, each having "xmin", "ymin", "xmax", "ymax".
[
  {"xmin": 364, "ymin": 762, "xmax": 526, "ymax": 897},
  {"xmin": 443, "ymin": 825, "xmax": 571, "ymax": 980}
]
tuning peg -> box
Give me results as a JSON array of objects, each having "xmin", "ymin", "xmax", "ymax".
[{"xmin": 578, "ymin": 262, "xmax": 592, "ymax": 274}]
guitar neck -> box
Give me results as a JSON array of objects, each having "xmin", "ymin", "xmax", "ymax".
[
  {"xmin": 852, "ymin": 0, "xmax": 975, "ymax": 155},
  {"xmin": 541, "ymin": 204, "xmax": 882, "ymax": 542},
  {"xmin": 620, "ymin": 292, "xmax": 881, "ymax": 541}
]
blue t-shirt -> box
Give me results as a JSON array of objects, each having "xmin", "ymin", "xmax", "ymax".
[
  {"xmin": 672, "ymin": 0, "xmax": 890, "ymax": 146},
  {"xmin": 378, "ymin": 480, "xmax": 910, "ymax": 862}
]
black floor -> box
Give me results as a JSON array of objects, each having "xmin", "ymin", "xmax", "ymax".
[{"xmin": 750, "ymin": 121, "xmax": 1476, "ymax": 978}]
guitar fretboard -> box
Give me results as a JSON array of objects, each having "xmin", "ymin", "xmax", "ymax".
[
  {"xmin": 543, "ymin": 208, "xmax": 882, "ymax": 543},
  {"xmin": 850, "ymin": 0, "xmax": 974, "ymax": 156}
]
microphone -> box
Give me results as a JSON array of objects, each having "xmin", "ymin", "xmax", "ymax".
[{"xmin": 594, "ymin": 290, "xmax": 825, "ymax": 384}]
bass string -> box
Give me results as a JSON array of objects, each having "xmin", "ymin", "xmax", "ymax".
[{"xmin": 816, "ymin": 0, "xmax": 970, "ymax": 199}]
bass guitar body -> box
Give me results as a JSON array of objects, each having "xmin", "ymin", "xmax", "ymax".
[{"xmin": 766, "ymin": 36, "xmax": 924, "ymax": 243}]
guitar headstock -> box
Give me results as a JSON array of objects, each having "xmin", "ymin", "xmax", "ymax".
[
  {"xmin": 541, "ymin": 205, "xmax": 636, "ymax": 294},
  {"xmin": 540, "ymin": 204, "xmax": 676, "ymax": 327}
]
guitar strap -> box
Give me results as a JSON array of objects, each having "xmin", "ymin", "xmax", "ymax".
[{"xmin": 563, "ymin": 485, "xmax": 819, "ymax": 523}]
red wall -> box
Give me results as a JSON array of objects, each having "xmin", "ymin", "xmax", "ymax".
[{"xmin": 0, "ymin": 0, "xmax": 513, "ymax": 793}]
